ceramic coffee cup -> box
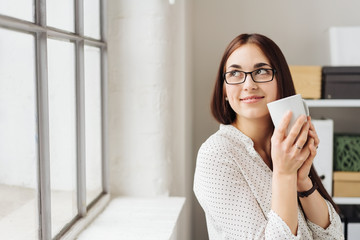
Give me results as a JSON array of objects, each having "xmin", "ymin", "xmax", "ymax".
[{"xmin": 267, "ymin": 94, "xmax": 309, "ymax": 135}]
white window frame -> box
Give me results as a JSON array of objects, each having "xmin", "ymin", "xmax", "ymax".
[{"xmin": 0, "ymin": 0, "xmax": 109, "ymax": 239}]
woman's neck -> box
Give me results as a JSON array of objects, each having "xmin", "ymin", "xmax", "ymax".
[
  {"xmin": 234, "ymin": 116, "xmax": 273, "ymax": 147},
  {"xmin": 233, "ymin": 115, "xmax": 274, "ymax": 168}
]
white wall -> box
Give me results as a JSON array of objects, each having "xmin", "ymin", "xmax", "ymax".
[
  {"xmin": 107, "ymin": 0, "xmax": 192, "ymax": 239},
  {"xmin": 108, "ymin": 0, "xmax": 174, "ymax": 197},
  {"xmin": 192, "ymin": 1, "xmax": 360, "ymax": 239}
]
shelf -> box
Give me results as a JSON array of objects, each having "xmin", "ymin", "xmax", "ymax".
[
  {"xmin": 333, "ymin": 197, "xmax": 360, "ymax": 205},
  {"xmin": 305, "ymin": 99, "xmax": 360, "ymax": 107}
]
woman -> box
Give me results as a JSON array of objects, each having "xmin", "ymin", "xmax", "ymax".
[{"xmin": 193, "ymin": 33, "xmax": 344, "ymax": 239}]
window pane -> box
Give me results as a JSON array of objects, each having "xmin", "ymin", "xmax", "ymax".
[
  {"xmin": 47, "ymin": 0, "xmax": 75, "ymax": 32},
  {"xmin": 84, "ymin": 45, "xmax": 102, "ymax": 205},
  {"xmin": 84, "ymin": 0, "xmax": 101, "ymax": 39},
  {"xmin": 47, "ymin": 38, "xmax": 77, "ymax": 237},
  {"xmin": 0, "ymin": 0, "xmax": 34, "ymax": 22},
  {"xmin": 0, "ymin": 28, "xmax": 38, "ymax": 240}
]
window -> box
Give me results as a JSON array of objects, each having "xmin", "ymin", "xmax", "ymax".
[{"xmin": 0, "ymin": 1, "xmax": 108, "ymax": 239}]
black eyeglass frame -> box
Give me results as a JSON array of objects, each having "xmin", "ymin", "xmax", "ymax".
[{"xmin": 223, "ymin": 68, "xmax": 277, "ymax": 85}]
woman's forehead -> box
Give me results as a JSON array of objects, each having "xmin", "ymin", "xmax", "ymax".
[{"xmin": 225, "ymin": 44, "xmax": 270, "ymax": 70}]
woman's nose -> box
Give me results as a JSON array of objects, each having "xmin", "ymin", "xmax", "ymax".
[{"xmin": 242, "ymin": 75, "xmax": 258, "ymax": 90}]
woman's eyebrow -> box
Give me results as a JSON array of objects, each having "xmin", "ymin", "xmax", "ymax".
[
  {"xmin": 227, "ymin": 64, "xmax": 241, "ymax": 69},
  {"xmin": 227, "ymin": 63, "xmax": 271, "ymax": 70},
  {"xmin": 254, "ymin": 62, "xmax": 271, "ymax": 68}
]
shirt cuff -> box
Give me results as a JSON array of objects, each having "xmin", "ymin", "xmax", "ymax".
[
  {"xmin": 307, "ymin": 200, "xmax": 344, "ymax": 239},
  {"xmin": 266, "ymin": 210, "xmax": 302, "ymax": 240}
]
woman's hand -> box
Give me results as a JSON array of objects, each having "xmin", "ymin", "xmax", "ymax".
[
  {"xmin": 270, "ymin": 111, "xmax": 312, "ymax": 234},
  {"xmin": 297, "ymin": 117, "xmax": 320, "ymax": 191},
  {"xmin": 271, "ymin": 111, "xmax": 311, "ymax": 176}
]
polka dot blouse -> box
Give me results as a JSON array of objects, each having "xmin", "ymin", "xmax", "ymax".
[{"xmin": 193, "ymin": 124, "xmax": 344, "ymax": 239}]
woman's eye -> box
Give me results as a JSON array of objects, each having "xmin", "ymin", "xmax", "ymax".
[
  {"xmin": 230, "ymin": 71, "xmax": 240, "ymax": 77},
  {"xmin": 256, "ymin": 69, "xmax": 269, "ymax": 75}
]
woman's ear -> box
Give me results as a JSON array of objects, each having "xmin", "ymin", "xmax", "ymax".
[{"xmin": 223, "ymin": 84, "xmax": 228, "ymax": 101}]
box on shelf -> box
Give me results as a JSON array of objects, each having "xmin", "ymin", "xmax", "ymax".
[
  {"xmin": 289, "ymin": 65, "xmax": 322, "ymax": 99},
  {"xmin": 333, "ymin": 171, "xmax": 360, "ymax": 197},
  {"xmin": 334, "ymin": 134, "xmax": 360, "ymax": 172},
  {"xmin": 322, "ymin": 66, "xmax": 360, "ymax": 99}
]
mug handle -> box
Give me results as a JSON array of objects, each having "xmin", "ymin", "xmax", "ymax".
[{"xmin": 302, "ymin": 99, "xmax": 310, "ymax": 116}]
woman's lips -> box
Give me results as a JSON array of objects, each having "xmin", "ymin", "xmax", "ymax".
[{"xmin": 240, "ymin": 96, "xmax": 264, "ymax": 103}]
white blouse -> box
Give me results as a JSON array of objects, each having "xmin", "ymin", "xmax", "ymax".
[{"xmin": 193, "ymin": 124, "xmax": 344, "ymax": 240}]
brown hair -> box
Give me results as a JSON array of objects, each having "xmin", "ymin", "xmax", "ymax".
[{"xmin": 211, "ymin": 33, "xmax": 340, "ymax": 213}]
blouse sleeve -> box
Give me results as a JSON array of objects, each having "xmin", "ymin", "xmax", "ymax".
[
  {"xmin": 306, "ymin": 200, "xmax": 344, "ymax": 239},
  {"xmin": 266, "ymin": 210, "xmax": 303, "ymax": 239},
  {"xmin": 193, "ymin": 143, "xmax": 304, "ymax": 240}
]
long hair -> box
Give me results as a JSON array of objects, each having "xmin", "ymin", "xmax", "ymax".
[{"xmin": 211, "ymin": 33, "xmax": 340, "ymax": 213}]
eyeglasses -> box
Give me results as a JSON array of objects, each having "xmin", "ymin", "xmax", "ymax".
[{"xmin": 224, "ymin": 68, "xmax": 276, "ymax": 85}]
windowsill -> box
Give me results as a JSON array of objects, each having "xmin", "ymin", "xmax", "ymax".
[
  {"xmin": 0, "ymin": 184, "xmax": 37, "ymax": 239},
  {"xmin": 0, "ymin": 184, "xmax": 111, "ymax": 239},
  {"xmin": 60, "ymin": 193, "xmax": 111, "ymax": 239},
  {"xmin": 76, "ymin": 196, "xmax": 185, "ymax": 240}
]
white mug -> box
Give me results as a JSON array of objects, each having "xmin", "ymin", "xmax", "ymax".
[{"xmin": 267, "ymin": 94, "xmax": 309, "ymax": 135}]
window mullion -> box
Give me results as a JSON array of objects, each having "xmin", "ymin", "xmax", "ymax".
[
  {"xmin": 75, "ymin": 0, "xmax": 87, "ymax": 217},
  {"xmin": 35, "ymin": 0, "xmax": 52, "ymax": 238},
  {"xmin": 75, "ymin": 0, "xmax": 84, "ymax": 36},
  {"xmin": 100, "ymin": 48, "xmax": 109, "ymax": 194},
  {"xmin": 100, "ymin": 0, "xmax": 107, "ymax": 43},
  {"xmin": 76, "ymin": 40, "xmax": 87, "ymax": 217},
  {"xmin": 100, "ymin": 0, "xmax": 109, "ymax": 194},
  {"xmin": 36, "ymin": 35, "xmax": 52, "ymax": 240}
]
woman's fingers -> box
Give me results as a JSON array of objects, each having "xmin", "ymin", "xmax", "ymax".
[
  {"xmin": 284, "ymin": 114, "xmax": 308, "ymax": 149},
  {"xmin": 308, "ymin": 117, "xmax": 320, "ymax": 148},
  {"xmin": 299, "ymin": 138, "xmax": 316, "ymax": 166},
  {"xmin": 271, "ymin": 112, "xmax": 317, "ymax": 175},
  {"xmin": 273, "ymin": 110, "xmax": 292, "ymax": 140},
  {"xmin": 297, "ymin": 138, "xmax": 316, "ymax": 183}
]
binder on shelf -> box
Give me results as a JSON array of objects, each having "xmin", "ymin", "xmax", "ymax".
[{"xmin": 322, "ymin": 66, "xmax": 360, "ymax": 99}]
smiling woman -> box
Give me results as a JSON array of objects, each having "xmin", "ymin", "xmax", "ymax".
[{"xmin": 193, "ymin": 33, "xmax": 344, "ymax": 240}]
